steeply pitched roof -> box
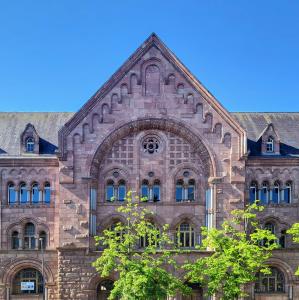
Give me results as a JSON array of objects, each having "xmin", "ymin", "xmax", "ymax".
[
  {"xmin": 0, "ymin": 112, "xmax": 298, "ymax": 157},
  {"xmin": 0, "ymin": 112, "xmax": 74, "ymax": 156},
  {"xmin": 232, "ymin": 112, "xmax": 299, "ymax": 156}
]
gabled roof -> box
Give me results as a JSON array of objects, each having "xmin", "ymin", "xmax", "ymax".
[
  {"xmin": 58, "ymin": 33, "xmax": 246, "ymax": 159},
  {"xmin": 232, "ymin": 112, "xmax": 299, "ymax": 157},
  {"xmin": 0, "ymin": 112, "xmax": 73, "ymax": 156}
]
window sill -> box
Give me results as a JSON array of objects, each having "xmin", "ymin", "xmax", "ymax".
[{"xmin": 3, "ymin": 203, "xmax": 53, "ymax": 208}]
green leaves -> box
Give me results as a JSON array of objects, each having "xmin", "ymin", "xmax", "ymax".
[
  {"xmin": 287, "ymin": 223, "xmax": 299, "ymax": 275},
  {"xmin": 184, "ymin": 203, "xmax": 278, "ymax": 300},
  {"xmin": 92, "ymin": 191, "xmax": 190, "ymax": 300}
]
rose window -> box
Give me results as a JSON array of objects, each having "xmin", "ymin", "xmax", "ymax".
[{"xmin": 142, "ymin": 136, "xmax": 160, "ymax": 154}]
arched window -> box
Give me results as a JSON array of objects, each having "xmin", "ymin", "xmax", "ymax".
[
  {"xmin": 182, "ymin": 282, "xmax": 203, "ymax": 300},
  {"xmin": 141, "ymin": 180, "xmax": 149, "ymax": 201},
  {"xmin": 97, "ymin": 280, "xmax": 114, "ymax": 299},
  {"xmin": 284, "ymin": 181, "xmax": 292, "ymax": 203},
  {"xmin": 44, "ymin": 182, "xmax": 51, "ymax": 204},
  {"xmin": 31, "ymin": 183, "xmax": 40, "ymax": 204},
  {"xmin": 187, "ymin": 179, "xmax": 195, "ymax": 201},
  {"xmin": 261, "ymin": 182, "xmax": 269, "ymax": 205},
  {"xmin": 12, "ymin": 268, "xmax": 43, "ymax": 295},
  {"xmin": 255, "ymin": 267, "xmax": 285, "ymax": 293},
  {"xmin": 25, "ymin": 137, "xmax": 35, "ymax": 153},
  {"xmin": 279, "ymin": 230, "xmax": 286, "ymax": 248},
  {"xmin": 176, "ymin": 222, "xmax": 195, "ymax": 248},
  {"xmin": 249, "ymin": 182, "xmax": 258, "ymax": 204},
  {"xmin": 106, "ymin": 180, "xmax": 114, "ymax": 201},
  {"xmin": 8, "ymin": 183, "xmax": 17, "ymax": 204},
  {"xmin": 264, "ymin": 222, "xmax": 275, "ymax": 235},
  {"xmin": 24, "ymin": 223, "xmax": 35, "ymax": 249},
  {"xmin": 20, "ymin": 183, "xmax": 28, "ymax": 204},
  {"xmin": 11, "ymin": 231, "xmax": 19, "ymax": 249},
  {"xmin": 139, "ymin": 223, "xmax": 159, "ymax": 248},
  {"xmin": 118, "ymin": 180, "xmax": 126, "ymax": 201},
  {"xmin": 266, "ymin": 137, "xmax": 274, "ymax": 153},
  {"xmin": 152, "ymin": 180, "xmax": 160, "ymax": 202},
  {"xmin": 39, "ymin": 231, "xmax": 47, "ymax": 249},
  {"xmin": 176, "ymin": 180, "xmax": 184, "ymax": 202},
  {"xmin": 272, "ymin": 181, "xmax": 280, "ymax": 204}
]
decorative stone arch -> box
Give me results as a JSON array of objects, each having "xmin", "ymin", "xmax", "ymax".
[
  {"xmin": 90, "ymin": 117, "xmax": 216, "ymax": 179},
  {"xmin": 1, "ymin": 258, "xmax": 55, "ymax": 293},
  {"xmin": 143, "ymin": 212, "xmax": 167, "ymax": 229},
  {"xmin": 266, "ymin": 257, "xmax": 296, "ymax": 283},
  {"xmin": 169, "ymin": 213, "xmax": 202, "ymax": 231},
  {"xmin": 98, "ymin": 213, "xmax": 127, "ymax": 232}
]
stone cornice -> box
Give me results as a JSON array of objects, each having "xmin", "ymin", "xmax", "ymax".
[
  {"xmin": 246, "ymin": 156, "xmax": 299, "ymax": 166},
  {"xmin": 0, "ymin": 157, "xmax": 59, "ymax": 167}
]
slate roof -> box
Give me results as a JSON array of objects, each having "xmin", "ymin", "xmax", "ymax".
[
  {"xmin": 0, "ymin": 112, "xmax": 298, "ymax": 157},
  {"xmin": 0, "ymin": 112, "xmax": 74, "ymax": 156},
  {"xmin": 232, "ymin": 112, "xmax": 299, "ymax": 157}
]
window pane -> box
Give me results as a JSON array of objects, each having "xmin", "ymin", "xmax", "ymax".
[
  {"xmin": 188, "ymin": 186, "xmax": 194, "ymax": 201},
  {"xmin": 118, "ymin": 185, "xmax": 126, "ymax": 201},
  {"xmin": 153, "ymin": 185, "xmax": 160, "ymax": 201},
  {"xmin": 20, "ymin": 186, "xmax": 28, "ymax": 204},
  {"xmin": 106, "ymin": 185, "xmax": 114, "ymax": 201},
  {"xmin": 141, "ymin": 185, "xmax": 149, "ymax": 200},
  {"xmin": 272, "ymin": 187, "xmax": 279, "ymax": 204},
  {"xmin": 176, "ymin": 186, "xmax": 183, "ymax": 202},
  {"xmin": 9, "ymin": 186, "xmax": 16, "ymax": 204},
  {"xmin": 32, "ymin": 185, "xmax": 39, "ymax": 204},
  {"xmin": 284, "ymin": 188, "xmax": 291, "ymax": 203},
  {"xmin": 261, "ymin": 188, "xmax": 268, "ymax": 205},
  {"xmin": 249, "ymin": 187, "xmax": 256, "ymax": 204},
  {"xmin": 44, "ymin": 185, "xmax": 51, "ymax": 204}
]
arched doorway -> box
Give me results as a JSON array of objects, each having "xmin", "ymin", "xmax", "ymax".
[
  {"xmin": 11, "ymin": 268, "xmax": 44, "ymax": 299},
  {"xmin": 182, "ymin": 282, "xmax": 203, "ymax": 300},
  {"xmin": 97, "ymin": 279, "xmax": 114, "ymax": 300}
]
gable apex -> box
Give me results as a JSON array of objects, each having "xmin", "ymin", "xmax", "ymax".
[{"xmin": 58, "ymin": 33, "xmax": 246, "ymax": 160}]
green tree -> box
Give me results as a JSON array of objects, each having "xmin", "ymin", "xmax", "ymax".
[
  {"xmin": 287, "ymin": 223, "xmax": 299, "ymax": 274},
  {"xmin": 184, "ymin": 202, "xmax": 278, "ymax": 300},
  {"xmin": 92, "ymin": 191, "xmax": 191, "ymax": 300}
]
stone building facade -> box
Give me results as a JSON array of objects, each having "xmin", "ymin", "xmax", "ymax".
[{"xmin": 0, "ymin": 33, "xmax": 298, "ymax": 300}]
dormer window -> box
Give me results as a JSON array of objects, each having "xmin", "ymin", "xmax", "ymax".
[
  {"xmin": 26, "ymin": 137, "xmax": 35, "ymax": 153},
  {"xmin": 266, "ymin": 137, "xmax": 274, "ymax": 153}
]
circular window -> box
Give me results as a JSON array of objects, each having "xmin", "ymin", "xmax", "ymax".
[{"xmin": 142, "ymin": 136, "xmax": 160, "ymax": 154}]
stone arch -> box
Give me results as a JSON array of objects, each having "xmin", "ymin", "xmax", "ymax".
[
  {"xmin": 90, "ymin": 118, "xmax": 216, "ymax": 179},
  {"xmin": 169, "ymin": 213, "xmax": 201, "ymax": 231},
  {"xmin": 1, "ymin": 257, "xmax": 54, "ymax": 286},
  {"xmin": 266, "ymin": 257, "xmax": 296, "ymax": 283},
  {"xmin": 98, "ymin": 214, "xmax": 127, "ymax": 231}
]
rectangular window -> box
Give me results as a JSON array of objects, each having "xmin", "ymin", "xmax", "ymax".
[{"xmin": 176, "ymin": 186, "xmax": 183, "ymax": 202}]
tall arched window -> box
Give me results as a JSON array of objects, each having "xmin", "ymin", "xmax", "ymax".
[
  {"xmin": 187, "ymin": 179, "xmax": 195, "ymax": 201},
  {"xmin": 141, "ymin": 180, "xmax": 149, "ymax": 201},
  {"xmin": 31, "ymin": 183, "xmax": 40, "ymax": 204},
  {"xmin": 255, "ymin": 267, "xmax": 285, "ymax": 293},
  {"xmin": 25, "ymin": 137, "xmax": 35, "ymax": 153},
  {"xmin": 139, "ymin": 223, "xmax": 159, "ymax": 248},
  {"xmin": 249, "ymin": 182, "xmax": 258, "ymax": 204},
  {"xmin": 175, "ymin": 180, "xmax": 184, "ymax": 202},
  {"xmin": 279, "ymin": 230, "xmax": 286, "ymax": 248},
  {"xmin": 261, "ymin": 182, "xmax": 269, "ymax": 205},
  {"xmin": 266, "ymin": 137, "xmax": 274, "ymax": 153},
  {"xmin": 264, "ymin": 222, "xmax": 275, "ymax": 235},
  {"xmin": 176, "ymin": 222, "xmax": 195, "ymax": 248},
  {"xmin": 8, "ymin": 183, "xmax": 17, "ymax": 204},
  {"xmin": 12, "ymin": 268, "xmax": 43, "ymax": 295},
  {"xmin": 39, "ymin": 231, "xmax": 47, "ymax": 249},
  {"xmin": 44, "ymin": 182, "xmax": 51, "ymax": 204},
  {"xmin": 118, "ymin": 180, "xmax": 126, "ymax": 201},
  {"xmin": 272, "ymin": 181, "xmax": 280, "ymax": 204},
  {"xmin": 152, "ymin": 180, "xmax": 160, "ymax": 202},
  {"xmin": 284, "ymin": 181, "xmax": 292, "ymax": 203},
  {"xmin": 11, "ymin": 231, "xmax": 19, "ymax": 249},
  {"xmin": 24, "ymin": 223, "xmax": 35, "ymax": 249},
  {"xmin": 20, "ymin": 183, "xmax": 28, "ymax": 204},
  {"xmin": 106, "ymin": 180, "xmax": 114, "ymax": 201}
]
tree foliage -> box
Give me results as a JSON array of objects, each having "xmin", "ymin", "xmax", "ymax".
[
  {"xmin": 287, "ymin": 223, "xmax": 299, "ymax": 275},
  {"xmin": 92, "ymin": 191, "xmax": 190, "ymax": 300},
  {"xmin": 184, "ymin": 202, "xmax": 278, "ymax": 300}
]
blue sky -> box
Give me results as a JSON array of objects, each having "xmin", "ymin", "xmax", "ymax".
[{"xmin": 0, "ymin": 1, "xmax": 298, "ymax": 112}]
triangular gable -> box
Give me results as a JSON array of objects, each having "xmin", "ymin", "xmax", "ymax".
[{"xmin": 58, "ymin": 33, "xmax": 246, "ymax": 159}]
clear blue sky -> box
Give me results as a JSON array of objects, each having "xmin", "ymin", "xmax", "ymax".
[{"xmin": 0, "ymin": 1, "xmax": 299, "ymax": 112}]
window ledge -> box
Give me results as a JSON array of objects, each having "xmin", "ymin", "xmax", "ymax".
[{"xmin": 3, "ymin": 203, "xmax": 54, "ymax": 208}]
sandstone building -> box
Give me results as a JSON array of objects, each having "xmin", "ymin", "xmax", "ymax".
[{"xmin": 0, "ymin": 33, "xmax": 298, "ymax": 300}]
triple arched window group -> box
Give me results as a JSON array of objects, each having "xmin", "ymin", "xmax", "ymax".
[
  {"xmin": 105, "ymin": 178, "xmax": 196, "ymax": 202},
  {"xmin": 8, "ymin": 182, "xmax": 51, "ymax": 205},
  {"xmin": 11, "ymin": 222, "xmax": 47, "ymax": 250},
  {"xmin": 107, "ymin": 220, "xmax": 197, "ymax": 249},
  {"xmin": 249, "ymin": 181, "xmax": 292, "ymax": 204}
]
